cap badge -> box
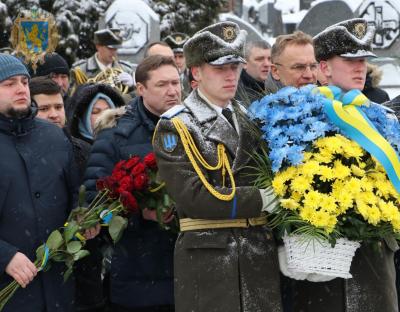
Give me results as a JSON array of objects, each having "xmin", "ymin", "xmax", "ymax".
[
  {"xmin": 223, "ymin": 26, "xmax": 236, "ymax": 41},
  {"xmin": 353, "ymin": 23, "xmax": 366, "ymax": 39}
]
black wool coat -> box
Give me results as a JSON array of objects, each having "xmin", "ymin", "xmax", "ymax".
[
  {"xmin": 0, "ymin": 110, "xmax": 78, "ymax": 312},
  {"xmin": 84, "ymin": 97, "xmax": 176, "ymax": 308}
]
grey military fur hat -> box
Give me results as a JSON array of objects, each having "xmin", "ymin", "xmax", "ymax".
[
  {"xmin": 94, "ymin": 28, "xmax": 123, "ymax": 48},
  {"xmin": 183, "ymin": 21, "xmax": 247, "ymax": 67},
  {"xmin": 163, "ymin": 32, "xmax": 190, "ymax": 53},
  {"xmin": 314, "ymin": 18, "xmax": 376, "ymax": 61}
]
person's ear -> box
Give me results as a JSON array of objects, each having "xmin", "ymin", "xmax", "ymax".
[
  {"xmin": 271, "ymin": 64, "xmax": 280, "ymax": 81},
  {"xmin": 136, "ymin": 82, "xmax": 145, "ymax": 96},
  {"xmin": 319, "ymin": 61, "xmax": 331, "ymax": 79},
  {"xmin": 191, "ymin": 67, "xmax": 201, "ymax": 82}
]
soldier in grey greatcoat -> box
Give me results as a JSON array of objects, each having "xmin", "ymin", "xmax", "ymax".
[
  {"xmin": 153, "ymin": 21, "xmax": 283, "ymax": 312},
  {"xmin": 72, "ymin": 28, "xmax": 134, "ymax": 86},
  {"xmin": 285, "ymin": 18, "xmax": 398, "ymax": 312}
]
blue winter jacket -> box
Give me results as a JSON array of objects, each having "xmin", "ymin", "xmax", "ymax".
[
  {"xmin": 0, "ymin": 109, "xmax": 78, "ymax": 312},
  {"xmin": 84, "ymin": 97, "xmax": 176, "ymax": 308}
]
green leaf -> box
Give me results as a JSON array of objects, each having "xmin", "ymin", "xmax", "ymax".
[
  {"xmin": 46, "ymin": 230, "xmax": 64, "ymax": 251},
  {"xmin": 35, "ymin": 244, "xmax": 45, "ymax": 260},
  {"xmin": 109, "ymin": 216, "xmax": 128, "ymax": 243},
  {"xmin": 63, "ymin": 266, "xmax": 73, "ymax": 282},
  {"xmin": 66, "ymin": 241, "xmax": 82, "ymax": 254},
  {"xmin": 64, "ymin": 221, "xmax": 79, "ymax": 243},
  {"xmin": 73, "ymin": 250, "xmax": 90, "ymax": 261}
]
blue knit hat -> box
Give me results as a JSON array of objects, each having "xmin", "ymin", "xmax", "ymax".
[{"xmin": 0, "ymin": 54, "xmax": 30, "ymax": 83}]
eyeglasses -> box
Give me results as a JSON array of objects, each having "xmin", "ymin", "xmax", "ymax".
[{"xmin": 274, "ymin": 62, "xmax": 319, "ymax": 73}]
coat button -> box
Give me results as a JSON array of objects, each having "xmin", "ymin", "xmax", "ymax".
[{"xmin": 34, "ymin": 192, "xmax": 40, "ymax": 198}]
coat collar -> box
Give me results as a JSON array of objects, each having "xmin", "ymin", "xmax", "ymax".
[
  {"xmin": 183, "ymin": 90, "xmax": 257, "ymax": 171},
  {"xmin": 0, "ymin": 107, "xmax": 36, "ymax": 137},
  {"xmin": 87, "ymin": 55, "xmax": 99, "ymax": 72}
]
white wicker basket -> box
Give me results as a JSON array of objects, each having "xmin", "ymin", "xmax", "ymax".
[{"xmin": 283, "ymin": 235, "xmax": 360, "ymax": 279}]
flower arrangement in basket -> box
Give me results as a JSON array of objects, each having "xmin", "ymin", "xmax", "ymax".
[
  {"xmin": 248, "ymin": 85, "xmax": 400, "ymax": 280},
  {"xmin": 0, "ymin": 152, "xmax": 174, "ymax": 310}
]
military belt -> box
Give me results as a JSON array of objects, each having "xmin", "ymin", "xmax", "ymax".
[{"xmin": 179, "ymin": 215, "xmax": 267, "ymax": 231}]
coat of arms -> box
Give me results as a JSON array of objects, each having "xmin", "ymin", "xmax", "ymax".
[{"xmin": 10, "ymin": 8, "xmax": 58, "ymax": 72}]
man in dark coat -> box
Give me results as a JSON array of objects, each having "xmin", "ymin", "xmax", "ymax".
[
  {"xmin": 236, "ymin": 40, "xmax": 271, "ymax": 106},
  {"xmin": 84, "ymin": 55, "xmax": 180, "ymax": 312},
  {"xmin": 0, "ymin": 54, "xmax": 78, "ymax": 311},
  {"xmin": 363, "ymin": 63, "xmax": 390, "ymax": 104},
  {"xmin": 286, "ymin": 18, "xmax": 399, "ymax": 312},
  {"xmin": 266, "ymin": 31, "xmax": 317, "ymax": 94},
  {"xmin": 152, "ymin": 22, "xmax": 282, "ymax": 312}
]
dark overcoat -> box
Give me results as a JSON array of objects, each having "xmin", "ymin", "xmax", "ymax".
[
  {"xmin": 153, "ymin": 90, "xmax": 283, "ymax": 312},
  {"xmin": 84, "ymin": 97, "xmax": 176, "ymax": 308},
  {"xmin": 0, "ymin": 111, "xmax": 77, "ymax": 312}
]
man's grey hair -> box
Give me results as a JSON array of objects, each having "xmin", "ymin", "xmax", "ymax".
[{"xmin": 244, "ymin": 40, "xmax": 271, "ymax": 60}]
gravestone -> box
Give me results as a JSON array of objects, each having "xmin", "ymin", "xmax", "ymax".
[
  {"xmin": 297, "ymin": 0, "xmax": 354, "ymax": 36},
  {"xmin": 258, "ymin": 2, "xmax": 284, "ymax": 36},
  {"xmin": 101, "ymin": 0, "xmax": 160, "ymax": 64},
  {"xmin": 355, "ymin": 0, "xmax": 400, "ymax": 57}
]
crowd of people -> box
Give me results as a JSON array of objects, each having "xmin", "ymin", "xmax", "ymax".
[{"xmin": 0, "ymin": 15, "xmax": 399, "ymax": 312}]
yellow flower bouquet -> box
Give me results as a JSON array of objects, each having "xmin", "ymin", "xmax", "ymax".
[{"xmin": 248, "ymin": 85, "xmax": 400, "ymax": 279}]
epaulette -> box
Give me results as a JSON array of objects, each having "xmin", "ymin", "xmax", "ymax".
[
  {"xmin": 161, "ymin": 104, "xmax": 187, "ymax": 119},
  {"xmin": 379, "ymin": 103, "xmax": 396, "ymax": 114},
  {"xmin": 119, "ymin": 60, "xmax": 134, "ymax": 69},
  {"xmin": 72, "ymin": 59, "xmax": 86, "ymax": 68}
]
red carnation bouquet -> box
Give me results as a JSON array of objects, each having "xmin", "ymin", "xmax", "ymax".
[{"xmin": 0, "ymin": 152, "xmax": 174, "ymax": 311}]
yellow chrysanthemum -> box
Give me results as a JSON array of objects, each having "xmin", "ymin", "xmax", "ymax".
[
  {"xmin": 320, "ymin": 194, "xmax": 337, "ymax": 213},
  {"xmin": 365, "ymin": 206, "xmax": 381, "ymax": 225},
  {"xmin": 290, "ymin": 175, "xmax": 312, "ymax": 193},
  {"xmin": 280, "ymin": 198, "xmax": 299, "ymax": 210},
  {"xmin": 303, "ymin": 190, "xmax": 322, "ymax": 209},
  {"xmin": 346, "ymin": 177, "xmax": 362, "ymax": 195},
  {"xmin": 333, "ymin": 160, "xmax": 351, "ymax": 179},
  {"xmin": 303, "ymin": 152, "xmax": 313, "ymax": 161},
  {"xmin": 301, "ymin": 160, "xmax": 320, "ymax": 177},
  {"xmin": 290, "ymin": 191, "xmax": 303, "ymax": 202},
  {"xmin": 351, "ymin": 164, "xmax": 365, "ymax": 177},
  {"xmin": 374, "ymin": 180, "xmax": 393, "ymax": 198},
  {"xmin": 343, "ymin": 141, "xmax": 364, "ymax": 159},
  {"xmin": 391, "ymin": 215, "xmax": 400, "ymax": 231},
  {"xmin": 313, "ymin": 152, "xmax": 333, "ymax": 164},
  {"xmin": 379, "ymin": 200, "xmax": 399, "ymax": 222},
  {"xmin": 318, "ymin": 165, "xmax": 335, "ymax": 181},
  {"xmin": 336, "ymin": 191, "xmax": 354, "ymax": 213},
  {"xmin": 360, "ymin": 177, "xmax": 374, "ymax": 192},
  {"xmin": 356, "ymin": 191, "xmax": 378, "ymax": 206},
  {"xmin": 310, "ymin": 210, "xmax": 332, "ymax": 229},
  {"xmin": 299, "ymin": 206, "xmax": 315, "ymax": 222},
  {"xmin": 272, "ymin": 175, "xmax": 287, "ymax": 197}
]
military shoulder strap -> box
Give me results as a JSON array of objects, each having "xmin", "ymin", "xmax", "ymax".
[{"xmin": 160, "ymin": 104, "xmax": 187, "ymax": 119}]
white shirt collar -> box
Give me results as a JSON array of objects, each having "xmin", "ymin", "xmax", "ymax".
[
  {"xmin": 95, "ymin": 53, "xmax": 112, "ymax": 71},
  {"xmin": 197, "ymin": 89, "xmax": 233, "ymax": 114},
  {"xmin": 197, "ymin": 89, "xmax": 238, "ymax": 132}
]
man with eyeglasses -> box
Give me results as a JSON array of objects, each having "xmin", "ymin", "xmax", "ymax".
[{"xmin": 266, "ymin": 31, "xmax": 317, "ymax": 93}]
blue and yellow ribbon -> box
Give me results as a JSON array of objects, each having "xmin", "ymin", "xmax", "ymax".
[
  {"xmin": 316, "ymin": 86, "xmax": 400, "ymax": 194},
  {"xmin": 40, "ymin": 245, "xmax": 50, "ymax": 270}
]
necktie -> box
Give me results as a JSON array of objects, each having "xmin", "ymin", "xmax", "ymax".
[{"xmin": 222, "ymin": 108, "xmax": 235, "ymax": 130}]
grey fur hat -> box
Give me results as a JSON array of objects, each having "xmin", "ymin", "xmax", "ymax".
[
  {"xmin": 314, "ymin": 18, "xmax": 376, "ymax": 61},
  {"xmin": 183, "ymin": 21, "xmax": 247, "ymax": 67},
  {"xmin": 163, "ymin": 32, "xmax": 190, "ymax": 53}
]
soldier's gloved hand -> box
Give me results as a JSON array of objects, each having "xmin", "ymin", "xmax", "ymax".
[
  {"xmin": 118, "ymin": 72, "xmax": 135, "ymax": 87},
  {"xmin": 259, "ymin": 186, "xmax": 280, "ymax": 213}
]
